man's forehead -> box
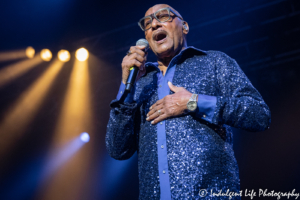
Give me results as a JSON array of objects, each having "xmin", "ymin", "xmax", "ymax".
[{"xmin": 144, "ymin": 4, "xmax": 182, "ymax": 18}]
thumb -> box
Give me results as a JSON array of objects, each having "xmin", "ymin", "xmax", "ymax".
[{"xmin": 168, "ymin": 81, "xmax": 179, "ymax": 92}]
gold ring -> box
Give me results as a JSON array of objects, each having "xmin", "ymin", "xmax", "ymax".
[{"xmin": 127, "ymin": 50, "xmax": 132, "ymax": 56}]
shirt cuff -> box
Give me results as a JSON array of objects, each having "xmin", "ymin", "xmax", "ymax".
[
  {"xmin": 116, "ymin": 82, "xmax": 135, "ymax": 103},
  {"xmin": 195, "ymin": 94, "xmax": 217, "ymax": 123},
  {"xmin": 116, "ymin": 82, "xmax": 126, "ymax": 100}
]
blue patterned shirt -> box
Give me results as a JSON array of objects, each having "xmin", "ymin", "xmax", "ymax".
[{"xmin": 106, "ymin": 47, "xmax": 271, "ymax": 199}]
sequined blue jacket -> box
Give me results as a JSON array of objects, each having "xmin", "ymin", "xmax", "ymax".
[{"xmin": 106, "ymin": 47, "xmax": 271, "ymax": 200}]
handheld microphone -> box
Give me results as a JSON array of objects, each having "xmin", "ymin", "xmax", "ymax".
[{"xmin": 125, "ymin": 39, "xmax": 149, "ymax": 91}]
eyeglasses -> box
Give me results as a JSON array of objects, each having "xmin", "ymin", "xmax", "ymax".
[{"xmin": 138, "ymin": 7, "xmax": 183, "ymax": 31}]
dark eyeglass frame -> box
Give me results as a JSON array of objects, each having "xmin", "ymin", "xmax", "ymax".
[{"xmin": 138, "ymin": 7, "xmax": 184, "ymax": 31}]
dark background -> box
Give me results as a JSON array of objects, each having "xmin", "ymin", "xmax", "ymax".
[{"xmin": 0, "ymin": 0, "xmax": 299, "ymax": 199}]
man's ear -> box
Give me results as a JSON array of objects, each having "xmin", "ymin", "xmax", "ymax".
[{"xmin": 182, "ymin": 21, "xmax": 189, "ymax": 34}]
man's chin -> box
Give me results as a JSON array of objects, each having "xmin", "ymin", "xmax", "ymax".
[{"xmin": 154, "ymin": 45, "xmax": 173, "ymax": 58}]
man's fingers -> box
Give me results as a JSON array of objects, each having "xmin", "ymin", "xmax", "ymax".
[
  {"xmin": 121, "ymin": 45, "xmax": 148, "ymax": 85},
  {"xmin": 128, "ymin": 59, "xmax": 142, "ymax": 68},
  {"xmin": 124, "ymin": 46, "xmax": 148, "ymax": 70},
  {"xmin": 149, "ymin": 99, "xmax": 164, "ymax": 110},
  {"xmin": 150, "ymin": 114, "xmax": 168, "ymax": 125},
  {"xmin": 129, "ymin": 52, "xmax": 144, "ymax": 63},
  {"xmin": 147, "ymin": 101, "xmax": 164, "ymax": 117},
  {"xmin": 147, "ymin": 105, "xmax": 164, "ymax": 120},
  {"xmin": 129, "ymin": 46, "xmax": 146, "ymax": 57},
  {"xmin": 135, "ymin": 45, "xmax": 147, "ymax": 50}
]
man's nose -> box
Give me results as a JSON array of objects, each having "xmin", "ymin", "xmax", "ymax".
[{"xmin": 151, "ymin": 17, "xmax": 161, "ymax": 29}]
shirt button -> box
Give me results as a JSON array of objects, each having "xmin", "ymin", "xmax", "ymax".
[
  {"xmin": 159, "ymin": 85, "xmax": 162, "ymax": 87},
  {"xmin": 203, "ymin": 115, "xmax": 206, "ymax": 118},
  {"xmin": 163, "ymin": 170, "xmax": 166, "ymax": 174},
  {"xmin": 161, "ymin": 145, "xmax": 164, "ymax": 149},
  {"xmin": 120, "ymin": 91, "xmax": 123, "ymax": 94},
  {"xmin": 160, "ymin": 122, "xmax": 163, "ymax": 125}
]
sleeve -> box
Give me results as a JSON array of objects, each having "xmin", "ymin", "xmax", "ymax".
[
  {"xmin": 105, "ymin": 82, "xmax": 139, "ymax": 160},
  {"xmin": 116, "ymin": 82, "xmax": 134, "ymax": 103},
  {"xmin": 194, "ymin": 94, "xmax": 217, "ymax": 122},
  {"xmin": 203, "ymin": 52, "xmax": 271, "ymax": 131}
]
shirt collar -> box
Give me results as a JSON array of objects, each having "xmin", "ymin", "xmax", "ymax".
[{"xmin": 144, "ymin": 46, "xmax": 207, "ymax": 75}]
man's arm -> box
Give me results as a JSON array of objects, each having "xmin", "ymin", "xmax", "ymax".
[
  {"xmin": 106, "ymin": 44, "xmax": 147, "ymax": 160},
  {"xmin": 105, "ymin": 82, "xmax": 139, "ymax": 160},
  {"xmin": 208, "ymin": 52, "xmax": 271, "ymax": 131}
]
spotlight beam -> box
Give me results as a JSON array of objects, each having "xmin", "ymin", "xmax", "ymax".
[
  {"xmin": 1, "ymin": 135, "xmax": 87, "ymax": 200},
  {"xmin": 52, "ymin": 59, "xmax": 94, "ymax": 143},
  {"xmin": 36, "ymin": 58, "xmax": 95, "ymax": 200},
  {"xmin": 0, "ymin": 59, "xmax": 65, "ymax": 157},
  {"xmin": 0, "ymin": 47, "xmax": 34, "ymax": 62},
  {"xmin": 41, "ymin": 136, "xmax": 86, "ymax": 179},
  {"xmin": 0, "ymin": 55, "xmax": 43, "ymax": 88}
]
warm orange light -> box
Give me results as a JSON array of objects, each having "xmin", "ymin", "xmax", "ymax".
[
  {"xmin": 0, "ymin": 55, "xmax": 43, "ymax": 88},
  {"xmin": 75, "ymin": 48, "xmax": 89, "ymax": 61},
  {"xmin": 0, "ymin": 58, "xmax": 65, "ymax": 157},
  {"xmin": 58, "ymin": 50, "xmax": 70, "ymax": 62},
  {"xmin": 26, "ymin": 46, "xmax": 35, "ymax": 58},
  {"xmin": 35, "ymin": 56, "xmax": 97, "ymax": 200},
  {"xmin": 41, "ymin": 49, "xmax": 52, "ymax": 61},
  {"xmin": 0, "ymin": 49, "xmax": 30, "ymax": 62},
  {"xmin": 52, "ymin": 59, "xmax": 93, "ymax": 143}
]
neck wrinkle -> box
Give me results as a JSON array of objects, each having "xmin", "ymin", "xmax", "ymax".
[{"xmin": 156, "ymin": 44, "xmax": 187, "ymax": 76}]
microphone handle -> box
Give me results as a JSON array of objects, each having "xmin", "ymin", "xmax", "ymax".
[{"xmin": 125, "ymin": 66, "xmax": 139, "ymax": 91}]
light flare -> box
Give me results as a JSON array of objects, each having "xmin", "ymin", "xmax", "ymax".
[
  {"xmin": 26, "ymin": 46, "xmax": 35, "ymax": 58},
  {"xmin": 75, "ymin": 48, "xmax": 89, "ymax": 61},
  {"xmin": 58, "ymin": 50, "xmax": 70, "ymax": 62},
  {"xmin": 40, "ymin": 49, "xmax": 52, "ymax": 62}
]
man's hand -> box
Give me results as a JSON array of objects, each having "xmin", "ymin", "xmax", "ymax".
[
  {"xmin": 146, "ymin": 82, "xmax": 195, "ymax": 124},
  {"xmin": 121, "ymin": 46, "xmax": 148, "ymax": 84}
]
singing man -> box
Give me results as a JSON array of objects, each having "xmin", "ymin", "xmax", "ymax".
[{"xmin": 106, "ymin": 4, "xmax": 271, "ymax": 200}]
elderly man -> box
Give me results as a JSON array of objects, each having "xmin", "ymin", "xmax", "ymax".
[{"xmin": 106, "ymin": 4, "xmax": 271, "ymax": 200}]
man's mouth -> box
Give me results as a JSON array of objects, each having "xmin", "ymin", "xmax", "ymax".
[{"xmin": 153, "ymin": 30, "xmax": 167, "ymax": 44}]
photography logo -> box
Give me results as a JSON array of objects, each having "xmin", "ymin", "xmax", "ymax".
[{"xmin": 199, "ymin": 189, "xmax": 208, "ymax": 197}]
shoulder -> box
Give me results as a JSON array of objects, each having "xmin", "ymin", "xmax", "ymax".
[
  {"xmin": 185, "ymin": 48, "xmax": 236, "ymax": 66},
  {"xmin": 203, "ymin": 50, "xmax": 240, "ymax": 70},
  {"xmin": 184, "ymin": 46, "xmax": 231, "ymax": 58},
  {"xmin": 204, "ymin": 50, "xmax": 234, "ymax": 61}
]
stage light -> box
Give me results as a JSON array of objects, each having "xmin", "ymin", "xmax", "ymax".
[
  {"xmin": 75, "ymin": 48, "xmax": 89, "ymax": 61},
  {"xmin": 0, "ymin": 59, "xmax": 65, "ymax": 157},
  {"xmin": 58, "ymin": 50, "xmax": 70, "ymax": 62},
  {"xmin": 40, "ymin": 49, "xmax": 52, "ymax": 61},
  {"xmin": 80, "ymin": 132, "xmax": 90, "ymax": 143},
  {"xmin": 26, "ymin": 46, "xmax": 35, "ymax": 58}
]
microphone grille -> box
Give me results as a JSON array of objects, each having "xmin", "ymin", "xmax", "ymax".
[{"xmin": 136, "ymin": 39, "xmax": 149, "ymax": 51}]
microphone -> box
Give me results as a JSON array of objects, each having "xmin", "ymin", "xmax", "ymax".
[{"xmin": 125, "ymin": 39, "xmax": 149, "ymax": 91}]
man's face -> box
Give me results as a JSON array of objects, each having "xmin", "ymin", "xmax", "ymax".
[{"xmin": 144, "ymin": 4, "xmax": 186, "ymax": 58}]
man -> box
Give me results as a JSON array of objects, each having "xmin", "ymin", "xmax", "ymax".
[{"xmin": 106, "ymin": 4, "xmax": 271, "ymax": 200}]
